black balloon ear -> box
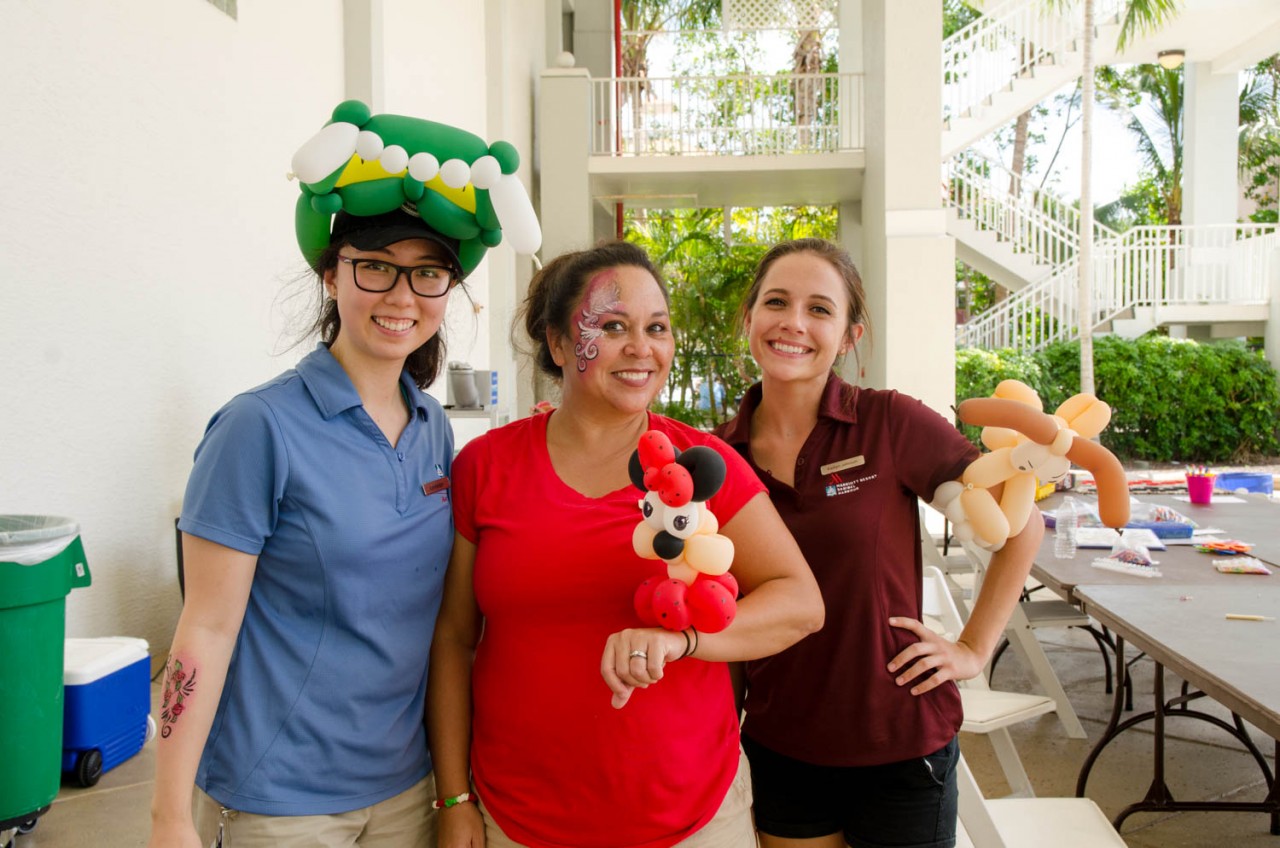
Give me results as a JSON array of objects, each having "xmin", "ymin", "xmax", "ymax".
[
  {"xmin": 678, "ymin": 446, "xmax": 727, "ymax": 502},
  {"xmin": 628, "ymin": 450, "xmax": 647, "ymax": 491}
]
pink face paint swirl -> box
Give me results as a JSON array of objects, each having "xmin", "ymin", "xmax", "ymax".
[{"xmin": 573, "ymin": 275, "xmax": 623, "ymax": 372}]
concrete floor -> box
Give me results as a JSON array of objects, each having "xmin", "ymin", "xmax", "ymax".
[{"xmin": 7, "ymin": 628, "xmax": 1278, "ymax": 847}]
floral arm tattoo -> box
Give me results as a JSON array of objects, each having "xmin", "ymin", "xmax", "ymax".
[{"xmin": 159, "ymin": 656, "xmax": 198, "ymax": 739}]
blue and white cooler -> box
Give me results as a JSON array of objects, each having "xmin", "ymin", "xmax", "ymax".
[{"xmin": 61, "ymin": 637, "xmax": 154, "ymax": 787}]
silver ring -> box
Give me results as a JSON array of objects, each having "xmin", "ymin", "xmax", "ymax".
[{"xmin": 628, "ymin": 650, "xmax": 648, "ymax": 660}]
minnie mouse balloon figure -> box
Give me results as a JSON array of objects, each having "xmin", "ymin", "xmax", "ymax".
[{"xmin": 629, "ymin": 431, "xmax": 739, "ymax": 633}]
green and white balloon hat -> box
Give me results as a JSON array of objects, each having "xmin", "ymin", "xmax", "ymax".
[{"xmin": 291, "ymin": 100, "xmax": 541, "ymax": 277}]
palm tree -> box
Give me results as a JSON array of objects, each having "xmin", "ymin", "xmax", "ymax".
[
  {"xmin": 1098, "ymin": 64, "xmax": 1185, "ymax": 224},
  {"xmin": 1047, "ymin": 0, "xmax": 1179, "ymax": 395}
]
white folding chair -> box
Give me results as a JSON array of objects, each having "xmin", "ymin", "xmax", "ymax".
[
  {"xmin": 918, "ymin": 502, "xmax": 978, "ymax": 622},
  {"xmin": 955, "ymin": 752, "xmax": 1127, "ymax": 847},
  {"xmin": 922, "ymin": 566, "xmax": 1056, "ymax": 797},
  {"xmin": 960, "ymin": 543, "xmax": 1090, "ymax": 739}
]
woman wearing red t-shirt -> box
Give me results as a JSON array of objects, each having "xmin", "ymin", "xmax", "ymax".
[
  {"xmin": 428, "ymin": 241, "xmax": 824, "ymax": 848},
  {"xmin": 714, "ymin": 239, "xmax": 1043, "ymax": 848}
]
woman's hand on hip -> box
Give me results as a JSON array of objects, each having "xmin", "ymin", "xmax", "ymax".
[
  {"xmin": 601, "ymin": 627, "xmax": 687, "ymax": 709},
  {"xmin": 886, "ymin": 617, "xmax": 985, "ymax": 696}
]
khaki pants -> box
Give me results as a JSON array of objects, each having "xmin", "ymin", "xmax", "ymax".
[
  {"xmin": 479, "ymin": 749, "xmax": 757, "ymax": 848},
  {"xmin": 193, "ymin": 773, "xmax": 436, "ymax": 847}
]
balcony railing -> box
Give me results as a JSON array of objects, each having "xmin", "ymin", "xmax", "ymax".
[{"xmin": 590, "ymin": 72, "xmax": 863, "ymax": 157}]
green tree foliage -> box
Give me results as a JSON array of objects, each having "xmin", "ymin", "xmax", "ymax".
[
  {"xmin": 1240, "ymin": 54, "xmax": 1280, "ymax": 224},
  {"xmin": 955, "ymin": 262, "xmax": 998, "ymax": 320},
  {"xmin": 621, "ymin": 0, "xmax": 721, "ymax": 79},
  {"xmin": 1096, "ymin": 64, "xmax": 1184, "ymax": 224},
  {"xmin": 943, "ymin": 0, "xmax": 981, "ymax": 39},
  {"xmin": 956, "ymin": 336, "xmax": 1280, "ymax": 461},
  {"xmin": 1095, "ymin": 172, "xmax": 1167, "ymax": 229},
  {"xmin": 954, "ymin": 347, "xmax": 1045, "ymax": 443},
  {"xmin": 627, "ymin": 205, "xmax": 837, "ymax": 427}
]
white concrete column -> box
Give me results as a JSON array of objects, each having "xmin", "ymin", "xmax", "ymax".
[
  {"xmin": 838, "ymin": 0, "xmax": 864, "ymax": 74},
  {"xmin": 539, "ymin": 68, "xmax": 594, "ymax": 255},
  {"xmin": 837, "ymin": 201, "xmax": 863, "ymax": 268},
  {"xmin": 572, "ymin": 0, "xmax": 614, "ymax": 79},
  {"xmin": 838, "ymin": 0, "xmax": 865, "ymax": 151},
  {"xmin": 1183, "ymin": 62, "xmax": 1239, "ymax": 227},
  {"xmin": 837, "ymin": 200, "xmax": 866, "ymax": 384},
  {"xmin": 546, "ymin": 0, "xmax": 565, "ymax": 65},
  {"xmin": 1267, "ymin": 246, "xmax": 1280, "ymax": 381},
  {"xmin": 534, "ymin": 66, "xmax": 594, "ymax": 409},
  {"xmin": 343, "ymin": 0, "xmax": 384, "ymax": 110},
  {"xmin": 859, "ymin": 0, "xmax": 956, "ymax": 420}
]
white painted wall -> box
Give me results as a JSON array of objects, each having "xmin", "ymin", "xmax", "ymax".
[
  {"xmin": 0, "ymin": 0, "xmax": 511, "ymax": 660},
  {"xmin": 384, "ymin": 0, "xmax": 492, "ymax": 384}
]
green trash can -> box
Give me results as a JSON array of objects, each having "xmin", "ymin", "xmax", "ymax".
[{"xmin": 0, "ymin": 516, "xmax": 91, "ymax": 833}]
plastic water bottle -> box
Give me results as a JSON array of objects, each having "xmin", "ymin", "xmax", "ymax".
[{"xmin": 1054, "ymin": 496, "xmax": 1079, "ymax": 559}]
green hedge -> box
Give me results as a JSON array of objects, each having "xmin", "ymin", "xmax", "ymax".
[{"xmin": 956, "ymin": 335, "xmax": 1280, "ymax": 462}]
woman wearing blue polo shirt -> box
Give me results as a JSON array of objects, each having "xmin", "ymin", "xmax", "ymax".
[{"xmin": 148, "ymin": 206, "xmax": 466, "ymax": 847}]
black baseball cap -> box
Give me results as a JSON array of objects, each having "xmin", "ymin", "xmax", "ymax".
[{"xmin": 330, "ymin": 208, "xmax": 464, "ymax": 274}]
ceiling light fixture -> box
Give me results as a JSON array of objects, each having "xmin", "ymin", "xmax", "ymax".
[{"xmin": 1157, "ymin": 49, "xmax": 1185, "ymax": 70}]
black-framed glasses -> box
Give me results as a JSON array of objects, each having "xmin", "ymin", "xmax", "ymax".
[{"xmin": 338, "ymin": 255, "xmax": 459, "ymax": 298}]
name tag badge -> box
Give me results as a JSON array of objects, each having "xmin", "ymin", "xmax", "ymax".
[
  {"xmin": 820, "ymin": 455, "xmax": 865, "ymax": 476},
  {"xmin": 422, "ymin": 477, "xmax": 451, "ymax": 497}
]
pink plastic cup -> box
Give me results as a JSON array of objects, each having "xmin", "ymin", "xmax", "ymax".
[{"xmin": 1186, "ymin": 474, "xmax": 1215, "ymax": 504}]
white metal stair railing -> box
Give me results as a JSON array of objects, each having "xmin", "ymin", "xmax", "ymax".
[
  {"xmin": 590, "ymin": 72, "xmax": 863, "ymax": 157},
  {"xmin": 945, "ymin": 152, "xmax": 1119, "ymax": 273},
  {"xmin": 958, "ymin": 224, "xmax": 1280, "ymax": 350},
  {"xmin": 942, "ymin": 0, "xmax": 1122, "ymax": 132}
]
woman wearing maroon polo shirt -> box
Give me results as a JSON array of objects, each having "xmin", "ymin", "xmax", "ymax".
[{"xmin": 714, "ymin": 238, "xmax": 1043, "ymax": 848}]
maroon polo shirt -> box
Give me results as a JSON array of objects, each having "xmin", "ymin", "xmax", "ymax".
[{"xmin": 715, "ymin": 373, "xmax": 978, "ymax": 767}]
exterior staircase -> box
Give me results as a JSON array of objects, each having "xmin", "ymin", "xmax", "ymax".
[
  {"xmin": 942, "ymin": 0, "xmax": 1278, "ymax": 352},
  {"xmin": 944, "ymin": 151, "xmax": 1118, "ymax": 292},
  {"xmin": 956, "ymin": 224, "xmax": 1279, "ymax": 350},
  {"xmin": 942, "ymin": 0, "xmax": 1124, "ymax": 158}
]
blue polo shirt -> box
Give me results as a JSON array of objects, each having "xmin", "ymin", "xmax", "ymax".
[{"xmin": 179, "ymin": 344, "xmax": 453, "ymax": 816}]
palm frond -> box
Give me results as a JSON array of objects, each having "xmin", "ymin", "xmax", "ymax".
[{"xmin": 1115, "ymin": 0, "xmax": 1181, "ymax": 51}]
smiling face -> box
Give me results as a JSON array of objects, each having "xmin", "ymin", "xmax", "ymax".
[
  {"xmin": 324, "ymin": 238, "xmax": 452, "ymax": 375},
  {"xmin": 745, "ymin": 251, "xmax": 863, "ymax": 387},
  {"xmin": 549, "ymin": 264, "xmax": 673, "ymax": 416}
]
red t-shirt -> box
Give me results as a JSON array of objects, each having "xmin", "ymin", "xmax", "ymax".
[
  {"xmin": 451, "ymin": 411, "xmax": 765, "ymax": 848},
  {"xmin": 715, "ymin": 374, "xmax": 978, "ymax": 767}
]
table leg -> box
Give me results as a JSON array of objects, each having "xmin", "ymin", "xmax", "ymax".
[
  {"xmin": 1077, "ymin": 635, "xmax": 1129, "ymax": 797},
  {"xmin": 1080, "ymin": 655, "xmax": 1280, "ymax": 833},
  {"xmin": 1115, "ymin": 663, "xmax": 1175, "ymax": 828}
]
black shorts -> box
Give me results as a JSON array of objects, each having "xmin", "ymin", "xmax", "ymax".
[{"xmin": 742, "ymin": 734, "xmax": 959, "ymax": 848}]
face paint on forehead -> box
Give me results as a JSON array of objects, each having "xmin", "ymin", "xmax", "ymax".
[{"xmin": 573, "ymin": 271, "xmax": 624, "ymax": 373}]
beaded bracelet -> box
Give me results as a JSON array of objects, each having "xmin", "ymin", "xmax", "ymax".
[{"xmin": 431, "ymin": 792, "xmax": 478, "ymax": 810}]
